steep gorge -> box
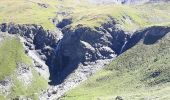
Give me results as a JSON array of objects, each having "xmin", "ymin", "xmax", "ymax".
[{"xmin": 0, "ymin": 21, "xmax": 170, "ymax": 99}]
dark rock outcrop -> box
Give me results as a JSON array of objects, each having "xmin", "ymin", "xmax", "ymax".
[
  {"xmin": 50, "ymin": 20, "xmax": 131, "ymax": 84},
  {"xmin": 54, "ymin": 25, "xmax": 123, "ymax": 71},
  {"xmin": 57, "ymin": 19, "xmax": 72, "ymax": 29}
]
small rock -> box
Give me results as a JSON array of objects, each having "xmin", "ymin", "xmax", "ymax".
[
  {"xmin": 151, "ymin": 71, "xmax": 161, "ymax": 78},
  {"xmin": 115, "ymin": 96, "xmax": 123, "ymax": 100},
  {"xmin": 38, "ymin": 3, "xmax": 49, "ymax": 8}
]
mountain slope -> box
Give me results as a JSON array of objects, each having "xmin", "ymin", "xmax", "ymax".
[
  {"xmin": 0, "ymin": 0, "xmax": 170, "ymax": 100},
  {"xmin": 62, "ymin": 27, "xmax": 170, "ymax": 100}
]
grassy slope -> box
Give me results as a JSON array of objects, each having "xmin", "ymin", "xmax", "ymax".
[
  {"xmin": 63, "ymin": 32, "xmax": 170, "ymax": 100},
  {"xmin": 0, "ymin": 0, "xmax": 57, "ymax": 30},
  {"xmin": 0, "ymin": 0, "xmax": 169, "ymax": 31},
  {"xmin": 0, "ymin": 36, "xmax": 31, "ymax": 80},
  {"xmin": 0, "ymin": 36, "xmax": 48, "ymax": 100},
  {"xmin": 60, "ymin": 0, "xmax": 170, "ymax": 31}
]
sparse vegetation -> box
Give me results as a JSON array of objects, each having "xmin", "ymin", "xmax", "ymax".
[{"xmin": 9, "ymin": 69, "xmax": 48, "ymax": 100}]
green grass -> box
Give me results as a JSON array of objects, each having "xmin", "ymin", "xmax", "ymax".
[
  {"xmin": 58, "ymin": 0, "xmax": 170, "ymax": 31},
  {"xmin": 0, "ymin": 0, "xmax": 57, "ymax": 30},
  {"xmin": 0, "ymin": 95, "xmax": 5, "ymax": 100},
  {"xmin": 62, "ymin": 32, "xmax": 170, "ymax": 100},
  {"xmin": 0, "ymin": 36, "xmax": 31, "ymax": 80}
]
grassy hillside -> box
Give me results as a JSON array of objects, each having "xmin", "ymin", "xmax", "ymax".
[
  {"xmin": 0, "ymin": 0, "xmax": 169, "ymax": 31},
  {"xmin": 62, "ymin": 32, "xmax": 170, "ymax": 100},
  {"xmin": 58, "ymin": 0, "xmax": 170, "ymax": 31},
  {"xmin": 0, "ymin": 0, "xmax": 57, "ymax": 30}
]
